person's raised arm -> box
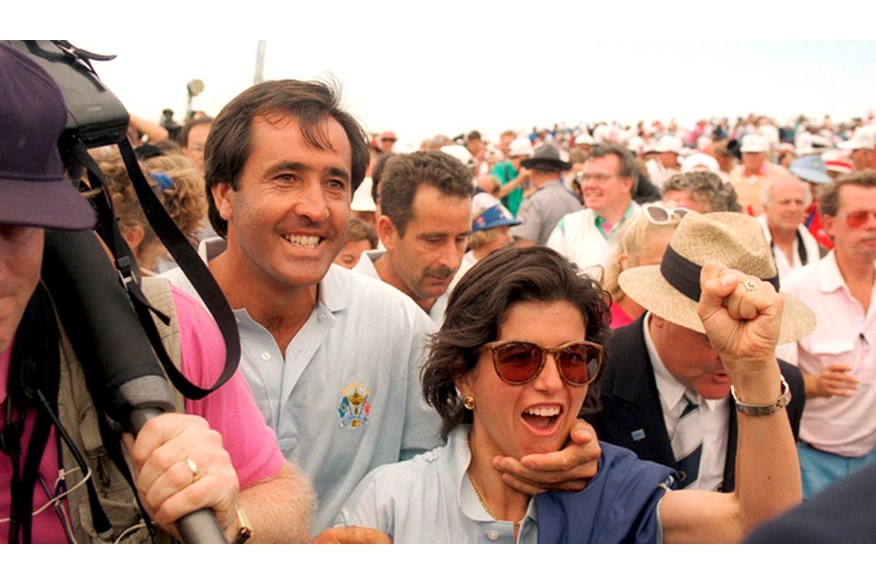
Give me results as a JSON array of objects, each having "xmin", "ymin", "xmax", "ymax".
[{"xmin": 660, "ymin": 260, "xmax": 801, "ymax": 543}]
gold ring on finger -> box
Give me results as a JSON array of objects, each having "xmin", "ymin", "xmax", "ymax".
[
  {"xmin": 184, "ymin": 458, "xmax": 199, "ymax": 483},
  {"xmin": 742, "ymin": 279, "xmax": 758, "ymax": 292}
]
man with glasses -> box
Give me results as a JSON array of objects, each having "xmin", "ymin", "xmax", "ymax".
[
  {"xmin": 587, "ymin": 212, "xmax": 806, "ymax": 492},
  {"xmin": 546, "ymin": 144, "xmax": 640, "ymax": 274},
  {"xmin": 782, "ymin": 171, "xmax": 876, "ymax": 499},
  {"xmin": 378, "ymin": 130, "xmax": 397, "ymax": 153}
]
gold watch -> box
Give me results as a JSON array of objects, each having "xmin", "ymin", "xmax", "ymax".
[{"xmin": 232, "ymin": 504, "xmax": 253, "ymax": 544}]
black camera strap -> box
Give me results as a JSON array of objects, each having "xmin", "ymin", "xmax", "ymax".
[
  {"xmin": 118, "ymin": 139, "xmax": 242, "ymax": 399},
  {"xmin": 64, "ymin": 138, "xmax": 240, "ymax": 400}
]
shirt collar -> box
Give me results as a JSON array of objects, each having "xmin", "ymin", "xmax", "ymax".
[
  {"xmin": 815, "ymin": 250, "xmax": 848, "ymax": 294},
  {"xmin": 642, "ymin": 313, "xmax": 688, "ymax": 412},
  {"xmin": 197, "ymin": 236, "xmax": 350, "ymax": 314},
  {"xmin": 742, "ymin": 164, "xmax": 767, "ymax": 177},
  {"xmin": 594, "ymin": 201, "xmax": 637, "ymax": 237},
  {"xmin": 642, "ymin": 313, "xmax": 723, "ymax": 412},
  {"xmin": 448, "ymin": 426, "xmax": 538, "ymax": 527}
]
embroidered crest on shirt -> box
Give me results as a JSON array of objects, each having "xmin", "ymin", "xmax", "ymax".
[{"xmin": 337, "ymin": 383, "xmax": 371, "ymax": 428}]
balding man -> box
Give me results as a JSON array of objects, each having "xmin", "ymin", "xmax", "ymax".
[{"xmin": 758, "ymin": 174, "xmax": 824, "ymax": 282}]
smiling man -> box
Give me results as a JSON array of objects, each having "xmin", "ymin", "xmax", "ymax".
[
  {"xmin": 354, "ymin": 150, "xmax": 472, "ymax": 325},
  {"xmin": 587, "ymin": 212, "xmax": 807, "ymax": 491},
  {"xmin": 547, "ymin": 144, "xmax": 640, "ymax": 274},
  {"xmin": 163, "ymin": 80, "xmax": 444, "ymax": 533}
]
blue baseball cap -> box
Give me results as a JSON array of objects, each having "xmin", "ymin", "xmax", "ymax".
[
  {"xmin": 789, "ymin": 155, "xmax": 832, "ymax": 185},
  {"xmin": 472, "ymin": 204, "xmax": 521, "ymax": 232}
]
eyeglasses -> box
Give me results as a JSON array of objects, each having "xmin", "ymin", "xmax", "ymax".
[
  {"xmin": 842, "ymin": 210, "xmax": 876, "ymax": 228},
  {"xmin": 477, "ymin": 340, "xmax": 604, "ymax": 387},
  {"xmin": 577, "ymin": 172, "xmax": 618, "ymax": 183},
  {"xmin": 642, "ymin": 203, "xmax": 690, "ymax": 225}
]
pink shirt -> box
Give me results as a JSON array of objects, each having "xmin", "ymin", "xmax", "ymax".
[
  {"xmin": 609, "ymin": 302, "xmax": 635, "ymax": 329},
  {"xmin": 783, "ymin": 252, "xmax": 876, "ymax": 457},
  {"xmin": 0, "ymin": 287, "xmax": 283, "ymax": 543}
]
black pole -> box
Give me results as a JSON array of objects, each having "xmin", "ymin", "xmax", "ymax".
[{"xmin": 41, "ymin": 229, "xmax": 226, "ymax": 544}]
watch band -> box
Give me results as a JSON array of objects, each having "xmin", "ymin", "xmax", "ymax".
[
  {"xmin": 731, "ymin": 375, "xmax": 791, "ymax": 416},
  {"xmin": 232, "ymin": 504, "xmax": 253, "ymax": 544}
]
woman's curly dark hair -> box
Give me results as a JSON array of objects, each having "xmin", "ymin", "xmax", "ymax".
[{"xmin": 422, "ymin": 246, "xmax": 611, "ymax": 440}]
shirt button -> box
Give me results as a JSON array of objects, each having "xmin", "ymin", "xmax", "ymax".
[
  {"xmin": 318, "ymin": 315, "xmax": 325, "ymax": 322},
  {"xmin": 487, "ymin": 531, "xmax": 499, "ymax": 541},
  {"xmin": 261, "ymin": 352, "xmax": 271, "ymax": 361}
]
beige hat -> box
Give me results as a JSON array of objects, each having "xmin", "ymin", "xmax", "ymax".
[{"xmin": 619, "ymin": 212, "xmax": 815, "ymax": 344}]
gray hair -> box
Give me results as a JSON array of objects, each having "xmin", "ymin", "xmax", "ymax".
[{"xmin": 761, "ymin": 174, "xmax": 812, "ymax": 209}]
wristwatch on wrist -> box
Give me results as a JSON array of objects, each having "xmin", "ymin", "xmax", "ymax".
[
  {"xmin": 232, "ymin": 504, "xmax": 253, "ymax": 544},
  {"xmin": 731, "ymin": 374, "xmax": 791, "ymax": 416}
]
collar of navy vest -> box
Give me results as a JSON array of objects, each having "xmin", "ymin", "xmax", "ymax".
[{"xmin": 659, "ymin": 245, "xmax": 780, "ymax": 303}]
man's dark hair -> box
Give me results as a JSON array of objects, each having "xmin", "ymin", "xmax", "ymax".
[
  {"xmin": 422, "ymin": 246, "xmax": 611, "ymax": 440},
  {"xmin": 370, "ymin": 152, "xmax": 398, "ymax": 205},
  {"xmin": 379, "ymin": 151, "xmax": 473, "ymax": 237},
  {"xmin": 818, "ymin": 170, "xmax": 876, "ymax": 217},
  {"xmin": 588, "ymin": 143, "xmax": 637, "ymax": 179},
  {"xmin": 204, "ymin": 79, "xmax": 370, "ymax": 237},
  {"xmin": 177, "ymin": 116, "xmax": 213, "ymax": 149}
]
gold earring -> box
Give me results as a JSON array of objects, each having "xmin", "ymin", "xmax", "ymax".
[{"xmin": 462, "ymin": 395, "xmax": 476, "ymax": 410}]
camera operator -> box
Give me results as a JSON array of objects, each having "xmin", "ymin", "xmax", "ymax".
[{"xmin": 0, "ymin": 44, "xmax": 313, "ymax": 543}]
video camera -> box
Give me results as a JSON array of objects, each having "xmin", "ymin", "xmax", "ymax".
[{"xmin": 3, "ymin": 40, "xmax": 129, "ymax": 148}]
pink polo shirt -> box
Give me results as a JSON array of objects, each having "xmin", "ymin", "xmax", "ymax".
[
  {"xmin": 0, "ymin": 287, "xmax": 283, "ymax": 543},
  {"xmin": 783, "ymin": 252, "xmax": 876, "ymax": 457}
]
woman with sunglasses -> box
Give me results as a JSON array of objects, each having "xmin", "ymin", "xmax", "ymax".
[
  {"xmin": 603, "ymin": 203, "xmax": 688, "ymax": 327},
  {"xmin": 333, "ymin": 246, "xmax": 800, "ymax": 543}
]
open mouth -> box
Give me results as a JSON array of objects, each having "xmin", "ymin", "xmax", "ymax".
[
  {"xmin": 521, "ymin": 405, "xmax": 563, "ymax": 432},
  {"xmin": 283, "ymin": 234, "xmax": 322, "ymax": 249}
]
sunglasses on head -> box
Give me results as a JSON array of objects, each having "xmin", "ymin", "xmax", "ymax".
[
  {"xmin": 477, "ymin": 340, "xmax": 605, "ymax": 387},
  {"xmin": 642, "ymin": 203, "xmax": 690, "ymax": 225},
  {"xmin": 842, "ymin": 210, "xmax": 876, "ymax": 228}
]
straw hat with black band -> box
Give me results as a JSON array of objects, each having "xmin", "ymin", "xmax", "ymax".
[{"xmin": 619, "ymin": 211, "xmax": 816, "ymax": 345}]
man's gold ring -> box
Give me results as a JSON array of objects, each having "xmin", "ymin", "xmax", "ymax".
[
  {"xmin": 185, "ymin": 458, "xmax": 199, "ymax": 483},
  {"xmin": 742, "ymin": 279, "xmax": 758, "ymax": 293}
]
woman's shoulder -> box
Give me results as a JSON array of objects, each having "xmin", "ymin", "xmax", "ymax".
[{"xmin": 336, "ymin": 429, "xmax": 472, "ymax": 530}]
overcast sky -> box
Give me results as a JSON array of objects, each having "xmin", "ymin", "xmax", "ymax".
[{"xmin": 12, "ymin": 2, "xmax": 876, "ymax": 147}]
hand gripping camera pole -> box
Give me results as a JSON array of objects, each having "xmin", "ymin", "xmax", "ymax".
[{"xmin": 41, "ymin": 230, "xmax": 227, "ymax": 544}]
